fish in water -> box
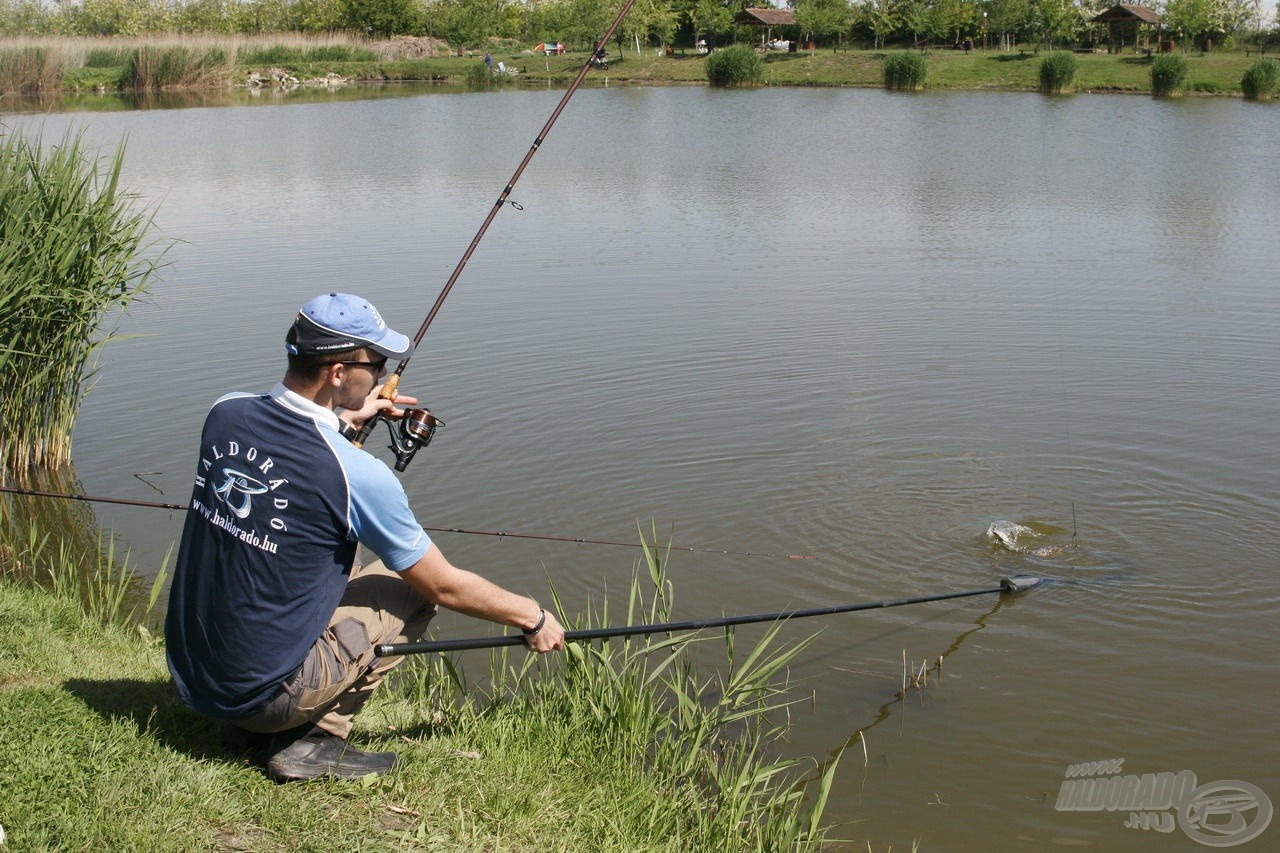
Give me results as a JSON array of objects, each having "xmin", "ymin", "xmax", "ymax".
[{"xmin": 987, "ymin": 520, "xmax": 1068, "ymax": 557}]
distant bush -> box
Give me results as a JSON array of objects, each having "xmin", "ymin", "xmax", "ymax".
[
  {"xmin": 1241, "ymin": 57, "xmax": 1278, "ymax": 100},
  {"xmin": 705, "ymin": 44, "xmax": 763, "ymax": 87},
  {"xmin": 883, "ymin": 51, "xmax": 926, "ymax": 91},
  {"xmin": 1151, "ymin": 54, "xmax": 1189, "ymax": 97},
  {"xmin": 466, "ymin": 60, "xmax": 495, "ymax": 88},
  {"xmin": 84, "ymin": 48, "xmax": 131, "ymax": 68},
  {"xmin": 239, "ymin": 44, "xmax": 378, "ymax": 65},
  {"xmin": 1038, "ymin": 52, "xmax": 1076, "ymax": 94}
]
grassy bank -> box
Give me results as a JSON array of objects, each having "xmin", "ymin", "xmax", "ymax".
[
  {"xmin": 1, "ymin": 34, "xmax": 1274, "ymax": 97},
  {"xmin": 0, "ymin": 527, "xmax": 839, "ymax": 851}
]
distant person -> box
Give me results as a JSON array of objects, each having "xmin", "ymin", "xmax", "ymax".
[
  {"xmin": 166, "ymin": 292, "xmax": 565, "ymax": 783},
  {"xmin": 484, "ymin": 52, "xmax": 493, "ymax": 73}
]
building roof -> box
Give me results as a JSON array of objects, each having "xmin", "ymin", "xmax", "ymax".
[
  {"xmin": 1090, "ymin": 3, "xmax": 1161, "ymax": 25},
  {"xmin": 735, "ymin": 8, "xmax": 798, "ymax": 27}
]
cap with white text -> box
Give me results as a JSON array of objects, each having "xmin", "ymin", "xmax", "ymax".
[{"xmin": 286, "ymin": 292, "xmax": 413, "ymax": 359}]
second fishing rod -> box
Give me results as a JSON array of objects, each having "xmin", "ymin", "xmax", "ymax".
[{"xmin": 351, "ymin": 0, "xmax": 639, "ymax": 472}]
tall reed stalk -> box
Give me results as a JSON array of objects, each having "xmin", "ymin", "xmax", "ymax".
[
  {"xmin": 127, "ymin": 44, "xmax": 232, "ymax": 90},
  {"xmin": 1241, "ymin": 57, "xmax": 1278, "ymax": 100},
  {"xmin": 1151, "ymin": 53, "xmax": 1190, "ymax": 97},
  {"xmin": 0, "ymin": 130, "xmax": 161, "ymax": 479},
  {"xmin": 1039, "ymin": 51, "xmax": 1077, "ymax": 94},
  {"xmin": 0, "ymin": 45, "xmax": 65, "ymax": 94},
  {"xmin": 883, "ymin": 51, "xmax": 927, "ymax": 91}
]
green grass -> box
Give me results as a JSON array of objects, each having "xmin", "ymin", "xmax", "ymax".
[{"xmin": 0, "ymin": 525, "xmax": 839, "ymax": 850}]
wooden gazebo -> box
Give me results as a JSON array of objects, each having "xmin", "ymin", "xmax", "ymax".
[
  {"xmin": 1090, "ymin": 3, "xmax": 1163, "ymax": 54},
  {"xmin": 734, "ymin": 8, "xmax": 799, "ymax": 48}
]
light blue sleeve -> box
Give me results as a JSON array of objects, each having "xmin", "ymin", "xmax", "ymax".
[{"xmin": 324, "ymin": 433, "xmax": 432, "ymax": 571}]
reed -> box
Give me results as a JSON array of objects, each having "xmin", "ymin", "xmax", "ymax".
[
  {"xmin": 883, "ymin": 51, "xmax": 927, "ymax": 91},
  {"xmin": 0, "ymin": 130, "xmax": 161, "ymax": 479},
  {"xmin": 127, "ymin": 43, "xmax": 233, "ymax": 89},
  {"xmin": 0, "ymin": 44, "xmax": 65, "ymax": 93},
  {"xmin": 1151, "ymin": 53, "xmax": 1190, "ymax": 97},
  {"xmin": 1240, "ymin": 56, "xmax": 1278, "ymax": 100},
  {"xmin": 0, "ymin": 34, "xmax": 387, "ymax": 92},
  {"xmin": 705, "ymin": 44, "xmax": 764, "ymax": 87},
  {"xmin": 1038, "ymin": 51, "xmax": 1077, "ymax": 94}
]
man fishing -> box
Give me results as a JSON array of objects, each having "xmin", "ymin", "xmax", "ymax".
[{"xmin": 165, "ymin": 292, "xmax": 565, "ymax": 783}]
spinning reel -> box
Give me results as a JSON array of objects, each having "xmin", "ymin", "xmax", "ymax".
[{"xmin": 382, "ymin": 407, "xmax": 445, "ymax": 472}]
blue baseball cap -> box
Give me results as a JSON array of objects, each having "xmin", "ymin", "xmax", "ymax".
[{"xmin": 287, "ymin": 292, "xmax": 413, "ymax": 359}]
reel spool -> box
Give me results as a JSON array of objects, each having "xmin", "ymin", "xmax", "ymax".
[{"xmin": 385, "ymin": 407, "xmax": 445, "ymax": 472}]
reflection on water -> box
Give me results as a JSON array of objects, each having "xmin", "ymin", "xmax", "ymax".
[{"xmin": 5, "ymin": 87, "xmax": 1278, "ymax": 850}]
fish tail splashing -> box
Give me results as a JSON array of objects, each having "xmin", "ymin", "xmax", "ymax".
[{"xmin": 987, "ymin": 520, "xmax": 1072, "ymax": 557}]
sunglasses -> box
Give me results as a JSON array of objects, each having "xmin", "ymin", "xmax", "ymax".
[{"xmin": 337, "ymin": 357, "xmax": 388, "ymax": 372}]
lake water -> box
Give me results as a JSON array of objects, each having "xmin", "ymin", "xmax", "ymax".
[{"xmin": 6, "ymin": 84, "xmax": 1278, "ymax": 850}]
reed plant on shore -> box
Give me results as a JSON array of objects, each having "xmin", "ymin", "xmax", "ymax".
[
  {"xmin": 883, "ymin": 51, "xmax": 927, "ymax": 91},
  {"xmin": 1038, "ymin": 51, "xmax": 1077, "ymax": 94},
  {"xmin": 0, "ymin": 44, "xmax": 64, "ymax": 93},
  {"xmin": 0, "ymin": 130, "xmax": 160, "ymax": 479},
  {"xmin": 1241, "ymin": 56, "xmax": 1278, "ymax": 100},
  {"xmin": 1151, "ymin": 53, "xmax": 1190, "ymax": 97},
  {"xmin": 705, "ymin": 44, "xmax": 764, "ymax": 87},
  {"xmin": 127, "ymin": 43, "xmax": 232, "ymax": 89}
]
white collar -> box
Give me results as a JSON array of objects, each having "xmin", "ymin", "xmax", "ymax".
[{"xmin": 269, "ymin": 383, "xmax": 341, "ymax": 431}]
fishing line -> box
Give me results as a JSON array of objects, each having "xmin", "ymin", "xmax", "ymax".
[
  {"xmin": 351, "ymin": 0, "xmax": 640, "ymax": 461},
  {"xmin": 0, "ymin": 484, "xmax": 812, "ymax": 559}
]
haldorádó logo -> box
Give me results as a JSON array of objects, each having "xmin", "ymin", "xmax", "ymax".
[{"xmin": 1056, "ymin": 759, "xmax": 1272, "ymax": 847}]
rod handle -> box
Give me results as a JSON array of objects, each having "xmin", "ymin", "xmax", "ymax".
[{"xmin": 349, "ymin": 373, "xmax": 402, "ymax": 448}]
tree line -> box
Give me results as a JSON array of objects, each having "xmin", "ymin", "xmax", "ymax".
[{"xmin": 1, "ymin": 0, "xmax": 1275, "ymax": 53}]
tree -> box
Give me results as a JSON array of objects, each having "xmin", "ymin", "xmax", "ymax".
[
  {"xmin": 860, "ymin": 0, "xmax": 900, "ymax": 49},
  {"xmin": 985, "ymin": 0, "xmax": 1033, "ymax": 50},
  {"xmin": 929, "ymin": 0, "xmax": 978, "ymax": 44},
  {"xmin": 340, "ymin": 0, "xmax": 425, "ymax": 36},
  {"xmin": 622, "ymin": 0, "xmax": 679, "ymax": 52},
  {"xmin": 1165, "ymin": 0, "xmax": 1255, "ymax": 49},
  {"xmin": 1030, "ymin": 0, "xmax": 1079, "ymax": 50},
  {"xmin": 795, "ymin": 0, "xmax": 855, "ymax": 46},
  {"xmin": 683, "ymin": 0, "xmax": 734, "ymax": 46}
]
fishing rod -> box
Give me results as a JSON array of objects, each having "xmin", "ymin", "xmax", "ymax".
[
  {"xmin": 351, "ymin": 0, "xmax": 640, "ymax": 471},
  {"xmin": 0, "ymin": 484, "xmax": 811, "ymax": 559},
  {"xmin": 376, "ymin": 576, "xmax": 1045, "ymax": 656}
]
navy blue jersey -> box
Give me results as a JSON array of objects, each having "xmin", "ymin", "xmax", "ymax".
[{"xmin": 165, "ymin": 385, "xmax": 431, "ymax": 719}]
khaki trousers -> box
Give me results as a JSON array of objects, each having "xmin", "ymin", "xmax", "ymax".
[{"xmin": 236, "ymin": 560, "xmax": 436, "ymax": 739}]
